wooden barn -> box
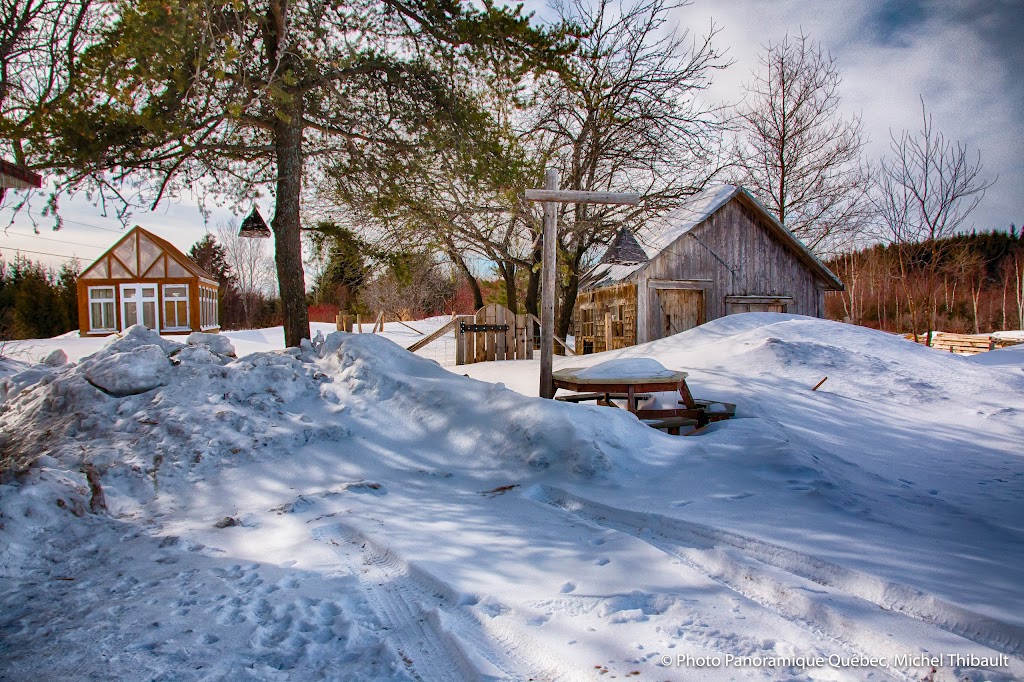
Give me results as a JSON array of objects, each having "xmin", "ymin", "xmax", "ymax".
[
  {"xmin": 573, "ymin": 184, "xmax": 844, "ymax": 354},
  {"xmin": 77, "ymin": 226, "xmax": 220, "ymax": 336}
]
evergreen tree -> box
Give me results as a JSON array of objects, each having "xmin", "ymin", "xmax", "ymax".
[{"xmin": 189, "ymin": 234, "xmax": 241, "ymax": 328}]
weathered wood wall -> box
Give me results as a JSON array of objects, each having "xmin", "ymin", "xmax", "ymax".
[
  {"xmin": 573, "ymin": 193, "xmax": 831, "ymax": 350},
  {"xmin": 573, "ymin": 283, "xmax": 637, "ymax": 354},
  {"xmin": 635, "ymin": 195, "xmax": 824, "ymax": 343}
]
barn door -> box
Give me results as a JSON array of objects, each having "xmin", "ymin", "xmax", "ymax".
[{"xmin": 659, "ymin": 289, "xmax": 705, "ymax": 338}]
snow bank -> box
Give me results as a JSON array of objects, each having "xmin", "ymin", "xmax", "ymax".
[
  {"xmin": 0, "ymin": 326, "xmax": 345, "ymax": 488},
  {"xmin": 318, "ymin": 332, "xmax": 646, "ymax": 478},
  {"xmin": 0, "ymin": 326, "xmax": 650, "ymax": 489}
]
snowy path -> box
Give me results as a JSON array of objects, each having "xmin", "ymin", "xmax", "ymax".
[{"xmin": 532, "ymin": 485, "xmax": 1024, "ymax": 678}]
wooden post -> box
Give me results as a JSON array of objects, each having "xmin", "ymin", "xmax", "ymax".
[
  {"xmin": 336, "ymin": 312, "xmax": 342, "ymax": 331},
  {"xmin": 539, "ymin": 169, "xmax": 558, "ymax": 399},
  {"xmin": 604, "ymin": 311, "xmax": 613, "ymax": 352},
  {"xmin": 356, "ymin": 314, "xmax": 362, "ymax": 333},
  {"xmin": 525, "ymin": 172, "xmax": 640, "ymax": 399}
]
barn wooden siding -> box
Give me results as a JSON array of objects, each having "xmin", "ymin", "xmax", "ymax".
[
  {"xmin": 573, "ymin": 283, "xmax": 637, "ymax": 354},
  {"xmin": 574, "ymin": 192, "xmax": 833, "ymax": 350},
  {"xmin": 636, "ymin": 195, "xmax": 825, "ymax": 342}
]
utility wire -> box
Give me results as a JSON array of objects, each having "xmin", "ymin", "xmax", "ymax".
[
  {"xmin": 0, "ymin": 246, "xmax": 90, "ymax": 260},
  {"xmin": 1, "ymin": 230, "xmax": 104, "ymax": 250}
]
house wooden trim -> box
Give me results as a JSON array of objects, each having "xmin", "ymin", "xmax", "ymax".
[{"xmin": 76, "ymin": 226, "xmax": 220, "ymax": 336}]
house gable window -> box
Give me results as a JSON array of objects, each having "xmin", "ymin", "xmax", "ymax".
[{"xmin": 88, "ymin": 286, "xmax": 116, "ymax": 332}]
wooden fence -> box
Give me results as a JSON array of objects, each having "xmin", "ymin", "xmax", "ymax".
[
  {"xmin": 455, "ymin": 304, "xmax": 534, "ymax": 364},
  {"xmin": 340, "ymin": 305, "xmax": 575, "ymax": 366}
]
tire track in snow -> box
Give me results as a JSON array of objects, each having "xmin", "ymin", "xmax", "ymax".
[
  {"xmin": 530, "ymin": 485, "xmax": 1024, "ymax": 676},
  {"xmin": 312, "ymin": 522, "xmax": 575, "ymax": 682}
]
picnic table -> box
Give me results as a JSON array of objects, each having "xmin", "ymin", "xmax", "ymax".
[
  {"xmin": 551, "ymin": 359, "xmax": 734, "ymax": 434},
  {"xmin": 551, "ymin": 366, "xmax": 696, "ymax": 413}
]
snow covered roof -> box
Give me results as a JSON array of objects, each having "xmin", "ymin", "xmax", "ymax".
[{"xmin": 584, "ymin": 184, "xmax": 843, "ymax": 290}]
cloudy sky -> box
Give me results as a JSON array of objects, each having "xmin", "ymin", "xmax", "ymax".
[
  {"xmin": 671, "ymin": 0, "xmax": 1023, "ymax": 233},
  {"xmin": 1, "ymin": 0, "xmax": 1021, "ymax": 270}
]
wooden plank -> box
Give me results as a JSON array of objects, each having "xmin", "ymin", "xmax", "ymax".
[
  {"xmin": 397, "ymin": 320, "xmax": 424, "ymax": 335},
  {"xmin": 371, "ymin": 311, "xmax": 384, "ymax": 333},
  {"xmin": 515, "ymin": 314, "xmax": 527, "ymax": 359},
  {"xmin": 494, "ymin": 305, "xmax": 507, "ymax": 360},
  {"xmin": 604, "ymin": 311, "xmax": 613, "ymax": 352},
  {"xmin": 505, "ymin": 309, "xmax": 516, "ymax": 361},
  {"xmin": 485, "ymin": 305, "xmax": 497, "ymax": 362},
  {"xmin": 472, "ymin": 308, "xmax": 486, "ymax": 364},
  {"xmin": 525, "ymin": 189, "xmax": 640, "ymax": 205},
  {"xmin": 407, "ymin": 317, "xmax": 457, "ymax": 353},
  {"xmin": 525, "ymin": 315, "xmax": 534, "ymax": 359}
]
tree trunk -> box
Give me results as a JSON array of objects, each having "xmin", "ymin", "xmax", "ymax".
[
  {"xmin": 525, "ymin": 239, "xmax": 541, "ymax": 319},
  {"xmin": 498, "ymin": 262, "xmax": 518, "ymax": 314},
  {"xmin": 446, "ymin": 246, "xmax": 484, "ymax": 310},
  {"xmin": 556, "ymin": 270, "xmax": 579, "ymax": 342},
  {"xmin": 272, "ymin": 93, "xmax": 310, "ymax": 348}
]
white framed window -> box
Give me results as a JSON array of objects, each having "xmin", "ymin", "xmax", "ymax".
[
  {"xmin": 200, "ymin": 286, "xmax": 219, "ymax": 330},
  {"xmin": 88, "ymin": 286, "xmax": 116, "ymax": 332},
  {"xmin": 120, "ymin": 283, "xmax": 159, "ymax": 332},
  {"xmin": 162, "ymin": 284, "xmax": 190, "ymax": 331}
]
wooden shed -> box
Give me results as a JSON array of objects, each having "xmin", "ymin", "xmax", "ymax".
[
  {"xmin": 573, "ymin": 184, "xmax": 844, "ymax": 354},
  {"xmin": 77, "ymin": 226, "xmax": 220, "ymax": 336}
]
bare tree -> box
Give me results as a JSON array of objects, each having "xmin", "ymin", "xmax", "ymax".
[
  {"xmin": 529, "ymin": 0, "xmax": 731, "ymax": 338},
  {"xmin": 735, "ymin": 32, "xmax": 870, "ymax": 254},
  {"xmin": 216, "ymin": 221, "xmax": 275, "ymax": 329},
  {"xmin": 360, "ymin": 251, "xmax": 455, "ymax": 321},
  {"xmin": 874, "ymin": 99, "xmax": 994, "ymax": 340}
]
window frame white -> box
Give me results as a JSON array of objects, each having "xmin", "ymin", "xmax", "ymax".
[
  {"xmin": 161, "ymin": 284, "xmax": 191, "ymax": 331},
  {"xmin": 119, "ymin": 283, "xmax": 160, "ymax": 333},
  {"xmin": 199, "ymin": 286, "xmax": 219, "ymax": 330},
  {"xmin": 87, "ymin": 286, "xmax": 117, "ymax": 333}
]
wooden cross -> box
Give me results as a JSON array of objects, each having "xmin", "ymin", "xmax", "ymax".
[{"xmin": 525, "ymin": 169, "xmax": 640, "ymax": 399}]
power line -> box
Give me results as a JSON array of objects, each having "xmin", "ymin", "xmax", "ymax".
[
  {"xmin": 1, "ymin": 230, "xmax": 104, "ymax": 250},
  {"xmin": 0, "ymin": 246, "xmax": 90, "ymax": 261},
  {"xmin": 6, "ymin": 209, "xmax": 128, "ymax": 234}
]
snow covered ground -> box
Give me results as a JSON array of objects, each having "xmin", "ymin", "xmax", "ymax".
[{"xmin": 1, "ymin": 314, "xmax": 1022, "ymax": 681}]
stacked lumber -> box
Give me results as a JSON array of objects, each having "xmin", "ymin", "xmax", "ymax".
[{"xmin": 909, "ymin": 332, "xmax": 1010, "ymax": 355}]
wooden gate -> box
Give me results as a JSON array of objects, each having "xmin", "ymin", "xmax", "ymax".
[
  {"xmin": 455, "ymin": 304, "xmax": 534, "ymax": 365},
  {"xmin": 659, "ymin": 289, "xmax": 705, "ymax": 338}
]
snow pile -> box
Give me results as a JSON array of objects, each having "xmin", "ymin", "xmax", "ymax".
[
  {"xmin": 186, "ymin": 331, "xmax": 236, "ymax": 357},
  {"xmin": 0, "ymin": 327, "xmax": 648, "ymax": 489},
  {"xmin": 318, "ymin": 333, "xmax": 645, "ymax": 478},
  {"xmin": 0, "ymin": 326, "xmax": 345, "ymax": 488},
  {"xmin": 86, "ymin": 344, "xmax": 172, "ymax": 396}
]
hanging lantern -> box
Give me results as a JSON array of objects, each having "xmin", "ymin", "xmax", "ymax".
[{"xmin": 238, "ymin": 207, "xmax": 271, "ymax": 238}]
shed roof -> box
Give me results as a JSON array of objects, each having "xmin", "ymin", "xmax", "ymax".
[
  {"xmin": 599, "ymin": 227, "xmax": 649, "ymax": 265},
  {"xmin": 79, "ymin": 226, "xmax": 218, "ymax": 284},
  {"xmin": 585, "ymin": 184, "xmax": 844, "ymax": 291},
  {"xmin": 0, "ymin": 159, "xmax": 42, "ymax": 190}
]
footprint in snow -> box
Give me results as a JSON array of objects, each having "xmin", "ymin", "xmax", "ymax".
[
  {"xmin": 596, "ymin": 558, "xmax": 611, "ymax": 566},
  {"xmin": 560, "ymin": 582, "xmax": 577, "ymax": 593}
]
